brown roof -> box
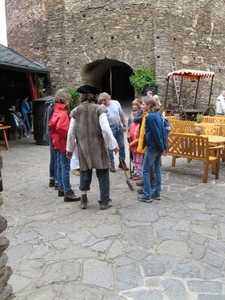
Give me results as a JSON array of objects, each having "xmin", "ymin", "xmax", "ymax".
[{"xmin": 0, "ymin": 43, "xmax": 47, "ymax": 73}]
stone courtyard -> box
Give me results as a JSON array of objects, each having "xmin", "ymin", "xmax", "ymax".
[{"xmin": 0, "ymin": 105, "xmax": 224, "ymax": 299}]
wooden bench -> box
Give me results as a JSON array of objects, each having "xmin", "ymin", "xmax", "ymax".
[
  {"xmin": 7, "ymin": 128, "xmax": 22, "ymax": 140},
  {"xmin": 202, "ymin": 116, "xmax": 225, "ymax": 124},
  {"xmin": 0, "ymin": 125, "xmax": 11, "ymax": 150},
  {"xmin": 169, "ymin": 120, "xmax": 195, "ymax": 134},
  {"xmin": 167, "ymin": 133, "xmax": 222, "ymax": 183}
]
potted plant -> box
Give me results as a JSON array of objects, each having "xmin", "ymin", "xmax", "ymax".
[
  {"xmin": 129, "ymin": 66, "xmax": 158, "ymax": 97},
  {"xmin": 194, "ymin": 125, "xmax": 204, "ymax": 135},
  {"xmin": 196, "ymin": 113, "xmax": 203, "ymax": 123}
]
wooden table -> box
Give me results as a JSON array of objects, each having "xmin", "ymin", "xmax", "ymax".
[
  {"xmin": 201, "ymin": 135, "xmax": 225, "ymax": 145},
  {"xmin": 0, "ymin": 125, "xmax": 11, "ymax": 150},
  {"xmin": 194, "ymin": 122, "xmax": 216, "ymax": 127}
]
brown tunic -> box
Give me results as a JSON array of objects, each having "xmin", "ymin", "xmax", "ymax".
[{"xmin": 70, "ymin": 102, "xmax": 110, "ymax": 171}]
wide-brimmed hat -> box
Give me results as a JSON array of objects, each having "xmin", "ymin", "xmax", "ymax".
[{"xmin": 77, "ymin": 85, "xmax": 101, "ymax": 95}]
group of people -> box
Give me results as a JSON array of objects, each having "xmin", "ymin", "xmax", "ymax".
[
  {"xmin": 47, "ymin": 86, "xmax": 120, "ymax": 210},
  {"xmin": 7, "ymin": 95, "xmax": 32, "ymax": 138},
  {"xmin": 46, "ymin": 85, "xmax": 168, "ymax": 210}
]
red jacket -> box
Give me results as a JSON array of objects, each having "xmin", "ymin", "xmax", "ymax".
[
  {"xmin": 48, "ymin": 103, "xmax": 70, "ymax": 153},
  {"xmin": 129, "ymin": 122, "xmax": 140, "ymax": 153}
]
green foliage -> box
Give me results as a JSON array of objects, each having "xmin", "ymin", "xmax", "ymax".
[
  {"xmin": 129, "ymin": 66, "xmax": 157, "ymax": 97},
  {"xmin": 36, "ymin": 76, "xmax": 46, "ymax": 97},
  {"xmin": 65, "ymin": 86, "xmax": 80, "ymax": 112},
  {"xmin": 196, "ymin": 113, "xmax": 203, "ymax": 121}
]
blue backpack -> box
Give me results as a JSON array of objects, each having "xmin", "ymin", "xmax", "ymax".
[{"xmin": 161, "ymin": 116, "xmax": 170, "ymax": 137}]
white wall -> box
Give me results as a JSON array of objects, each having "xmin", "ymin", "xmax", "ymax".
[{"xmin": 0, "ymin": 0, "xmax": 7, "ymax": 46}]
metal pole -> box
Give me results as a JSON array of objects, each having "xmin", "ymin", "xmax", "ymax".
[
  {"xmin": 194, "ymin": 76, "xmax": 200, "ymax": 108},
  {"xmin": 208, "ymin": 75, "xmax": 214, "ymax": 107},
  {"xmin": 178, "ymin": 75, "xmax": 183, "ymax": 107},
  {"xmin": 164, "ymin": 76, "xmax": 170, "ymax": 108},
  {"xmin": 110, "ymin": 67, "xmax": 112, "ymax": 97}
]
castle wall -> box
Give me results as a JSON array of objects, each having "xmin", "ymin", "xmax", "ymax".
[{"xmin": 5, "ymin": 0, "xmax": 225, "ymax": 104}]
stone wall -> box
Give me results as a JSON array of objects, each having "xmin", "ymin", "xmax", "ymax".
[{"xmin": 5, "ymin": 0, "xmax": 225, "ymax": 104}]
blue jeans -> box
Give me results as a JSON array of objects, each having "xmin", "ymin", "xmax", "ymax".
[
  {"xmin": 56, "ymin": 150, "xmax": 71, "ymax": 194},
  {"xmin": 21, "ymin": 113, "xmax": 31, "ymax": 132},
  {"xmin": 49, "ymin": 142, "xmax": 57, "ymax": 182},
  {"xmin": 142, "ymin": 150, "xmax": 162, "ymax": 198},
  {"xmin": 80, "ymin": 169, "xmax": 110, "ymax": 202},
  {"xmin": 108, "ymin": 125, "xmax": 125, "ymax": 166}
]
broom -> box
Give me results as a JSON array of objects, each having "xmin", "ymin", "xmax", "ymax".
[{"xmin": 120, "ymin": 160, "xmax": 134, "ymax": 191}]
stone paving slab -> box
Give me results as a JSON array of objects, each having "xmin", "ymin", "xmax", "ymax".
[{"xmin": 0, "ymin": 112, "xmax": 225, "ymax": 299}]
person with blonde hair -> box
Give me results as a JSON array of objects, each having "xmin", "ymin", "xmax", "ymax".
[
  {"xmin": 137, "ymin": 97, "xmax": 167, "ymax": 203},
  {"xmin": 48, "ymin": 89, "xmax": 80, "ymax": 202},
  {"xmin": 152, "ymin": 94, "xmax": 161, "ymax": 107}
]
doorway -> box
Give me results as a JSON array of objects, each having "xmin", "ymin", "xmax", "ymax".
[{"xmin": 82, "ymin": 59, "xmax": 134, "ymax": 101}]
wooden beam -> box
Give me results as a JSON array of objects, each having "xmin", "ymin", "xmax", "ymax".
[{"xmin": 26, "ymin": 72, "xmax": 40, "ymax": 99}]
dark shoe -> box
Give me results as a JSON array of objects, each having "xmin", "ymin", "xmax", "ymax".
[
  {"xmin": 23, "ymin": 135, "xmax": 29, "ymax": 138},
  {"xmin": 55, "ymin": 184, "xmax": 58, "ymax": 190},
  {"xmin": 108, "ymin": 199, "xmax": 112, "ymax": 207},
  {"xmin": 152, "ymin": 195, "xmax": 161, "ymax": 200},
  {"xmin": 137, "ymin": 188, "xmax": 143, "ymax": 194},
  {"xmin": 136, "ymin": 180, "xmax": 144, "ymax": 187},
  {"xmin": 110, "ymin": 165, "xmax": 116, "ymax": 172},
  {"xmin": 49, "ymin": 179, "xmax": 55, "ymax": 187},
  {"xmin": 58, "ymin": 189, "xmax": 64, "ymax": 197},
  {"xmin": 137, "ymin": 195, "xmax": 152, "ymax": 203},
  {"xmin": 79, "ymin": 195, "xmax": 88, "ymax": 209},
  {"xmin": 64, "ymin": 190, "xmax": 80, "ymax": 202},
  {"xmin": 118, "ymin": 161, "xmax": 129, "ymax": 171},
  {"xmin": 99, "ymin": 201, "xmax": 112, "ymax": 210}
]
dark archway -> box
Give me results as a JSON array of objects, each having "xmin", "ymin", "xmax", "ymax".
[
  {"xmin": 101, "ymin": 65, "xmax": 134, "ymax": 100},
  {"xmin": 81, "ymin": 59, "xmax": 134, "ymax": 101}
]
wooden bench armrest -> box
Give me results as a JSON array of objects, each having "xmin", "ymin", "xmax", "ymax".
[{"xmin": 209, "ymin": 145, "xmax": 224, "ymax": 151}]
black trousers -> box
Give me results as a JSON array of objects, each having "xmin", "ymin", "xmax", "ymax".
[{"xmin": 79, "ymin": 169, "xmax": 110, "ymax": 202}]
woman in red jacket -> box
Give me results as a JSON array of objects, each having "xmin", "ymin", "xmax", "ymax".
[{"xmin": 48, "ymin": 89, "xmax": 80, "ymax": 202}]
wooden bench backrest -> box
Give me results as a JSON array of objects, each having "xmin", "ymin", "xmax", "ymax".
[
  {"xmin": 202, "ymin": 116, "xmax": 225, "ymax": 124},
  {"xmin": 167, "ymin": 133, "xmax": 209, "ymax": 161},
  {"xmin": 201, "ymin": 116, "xmax": 216, "ymax": 123},
  {"xmin": 201, "ymin": 125, "xmax": 221, "ymax": 135},
  {"xmin": 166, "ymin": 116, "xmax": 177, "ymax": 120},
  {"xmin": 214, "ymin": 117, "xmax": 225, "ymax": 124},
  {"xmin": 217, "ymin": 124, "xmax": 225, "ymax": 136},
  {"xmin": 170, "ymin": 120, "xmax": 195, "ymax": 134}
]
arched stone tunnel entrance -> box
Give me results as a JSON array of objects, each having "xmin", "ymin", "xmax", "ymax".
[{"xmin": 81, "ymin": 59, "xmax": 134, "ymax": 101}]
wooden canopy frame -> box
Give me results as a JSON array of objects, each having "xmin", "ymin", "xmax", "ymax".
[{"xmin": 165, "ymin": 69, "xmax": 215, "ymax": 108}]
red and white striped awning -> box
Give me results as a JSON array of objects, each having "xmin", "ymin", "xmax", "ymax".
[{"xmin": 167, "ymin": 69, "xmax": 214, "ymax": 80}]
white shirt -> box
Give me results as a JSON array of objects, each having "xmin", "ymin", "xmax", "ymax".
[
  {"xmin": 101, "ymin": 100, "xmax": 124, "ymax": 128},
  {"xmin": 216, "ymin": 94, "xmax": 225, "ymax": 115}
]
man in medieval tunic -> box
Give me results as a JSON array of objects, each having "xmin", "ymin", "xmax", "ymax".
[{"xmin": 66, "ymin": 85, "xmax": 119, "ymax": 210}]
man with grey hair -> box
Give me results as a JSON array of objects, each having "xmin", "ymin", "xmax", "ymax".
[
  {"xmin": 216, "ymin": 90, "xmax": 225, "ymax": 115},
  {"xmin": 99, "ymin": 92, "xmax": 129, "ymax": 172}
]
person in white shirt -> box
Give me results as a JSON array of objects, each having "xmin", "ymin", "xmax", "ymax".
[
  {"xmin": 216, "ymin": 90, "xmax": 225, "ymax": 115},
  {"xmin": 99, "ymin": 92, "xmax": 129, "ymax": 173}
]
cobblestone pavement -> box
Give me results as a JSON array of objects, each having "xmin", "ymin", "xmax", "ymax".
[{"xmin": 1, "ymin": 106, "xmax": 225, "ymax": 300}]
